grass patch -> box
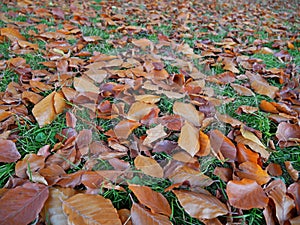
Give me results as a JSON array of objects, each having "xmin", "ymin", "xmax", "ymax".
[{"xmin": 0, "ymin": 69, "xmax": 19, "ymax": 92}]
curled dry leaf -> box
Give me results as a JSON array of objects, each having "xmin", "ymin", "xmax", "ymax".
[
  {"xmin": 236, "ymin": 143, "xmax": 259, "ymax": 164},
  {"xmin": 62, "ymin": 193, "xmax": 122, "ymax": 225},
  {"xmin": 32, "ymin": 91, "xmax": 66, "ymax": 127},
  {"xmin": 178, "ymin": 121, "xmax": 200, "ymax": 157},
  {"xmin": 129, "ymin": 184, "xmax": 171, "ymax": 216},
  {"xmin": 0, "ymin": 183, "xmax": 49, "ymax": 225},
  {"xmin": 118, "ymin": 209, "xmax": 132, "ymax": 225},
  {"xmin": 226, "ymin": 178, "xmax": 269, "ymax": 210},
  {"xmin": 131, "ymin": 202, "xmax": 172, "ymax": 225},
  {"xmin": 266, "ymin": 163, "xmax": 283, "ymax": 176},
  {"xmin": 285, "ymin": 161, "xmax": 299, "ymax": 181},
  {"xmin": 114, "ymin": 120, "xmax": 141, "ymax": 139},
  {"xmin": 143, "ymin": 124, "xmax": 167, "ymax": 146},
  {"xmin": 173, "ymin": 101, "xmax": 204, "ymax": 127},
  {"xmin": 197, "ymin": 131, "xmax": 211, "ymax": 156},
  {"xmin": 276, "ymin": 122, "xmax": 300, "ymax": 148},
  {"xmin": 230, "ymin": 83, "xmax": 254, "ymax": 96},
  {"xmin": 15, "ymin": 153, "xmax": 45, "ymax": 179},
  {"xmin": 265, "ymin": 179, "xmax": 295, "ymax": 225},
  {"xmin": 236, "ymin": 161, "xmax": 271, "ymax": 185},
  {"xmin": 127, "ymin": 102, "xmax": 158, "ymax": 121},
  {"xmin": 173, "ymin": 190, "xmax": 228, "ymax": 220},
  {"xmin": 0, "ymin": 139, "xmax": 21, "ymax": 163},
  {"xmin": 134, "ymin": 155, "xmax": 164, "ymax": 178},
  {"xmin": 42, "ymin": 187, "xmax": 77, "ymax": 225},
  {"xmin": 209, "ymin": 129, "xmax": 236, "ymax": 161}
]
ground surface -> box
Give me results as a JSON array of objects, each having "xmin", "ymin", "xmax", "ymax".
[{"xmin": 0, "ymin": 0, "xmax": 299, "ymax": 224}]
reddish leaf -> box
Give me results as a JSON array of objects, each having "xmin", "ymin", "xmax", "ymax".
[
  {"xmin": 226, "ymin": 179, "xmax": 269, "ymax": 210},
  {"xmin": 15, "ymin": 153, "xmax": 45, "ymax": 179},
  {"xmin": 114, "ymin": 120, "xmax": 141, "ymax": 139},
  {"xmin": 0, "ymin": 183, "xmax": 49, "ymax": 225},
  {"xmin": 131, "ymin": 202, "xmax": 172, "ymax": 225},
  {"xmin": 129, "ymin": 184, "xmax": 171, "ymax": 216},
  {"xmin": 127, "ymin": 102, "xmax": 158, "ymax": 121},
  {"xmin": 236, "ymin": 143, "xmax": 259, "ymax": 164},
  {"xmin": 0, "ymin": 140, "xmax": 21, "ymax": 163},
  {"xmin": 266, "ymin": 163, "xmax": 283, "ymax": 176},
  {"xmin": 62, "ymin": 193, "xmax": 122, "ymax": 225},
  {"xmin": 213, "ymin": 167, "xmax": 233, "ymax": 182},
  {"xmin": 285, "ymin": 161, "xmax": 299, "ymax": 181},
  {"xmin": 173, "ymin": 190, "xmax": 228, "ymax": 219},
  {"xmin": 276, "ymin": 122, "xmax": 300, "ymax": 148}
]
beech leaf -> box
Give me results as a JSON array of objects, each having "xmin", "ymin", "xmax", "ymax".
[
  {"xmin": 178, "ymin": 121, "xmax": 200, "ymax": 157},
  {"xmin": 134, "ymin": 155, "xmax": 164, "ymax": 178},
  {"xmin": 226, "ymin": 179, "xmax": 268, "ymax": 210},
  {"xmin": 0, "ymin": 140, "xmax": 21, "ymax": 163},
  {"xmin": 173, "ymin": 190, "xmax": 228, "ymax": 219},
  {"xmin": 0, "ymin": 183, "xmax": 49, "ymax": 225},
  {"xmin": 62, "ymin": 193, "xmax": 122, "ymax": 225},
  {"xmin": 173, "ymin": 101, "xmax": 204, "ymax": 126},
  {"xmin": 129, "ymin": 184, "xmax": 171, "ymax": 216}
]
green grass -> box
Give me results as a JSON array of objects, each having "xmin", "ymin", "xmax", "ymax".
[{"xmin": 0, "ymin": 70, "xmax": 19, "ymax": 92}]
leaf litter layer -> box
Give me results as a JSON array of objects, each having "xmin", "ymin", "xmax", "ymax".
[{"xmin": 0, "ymin": 0, "xmax": 299, "ymax": 224}]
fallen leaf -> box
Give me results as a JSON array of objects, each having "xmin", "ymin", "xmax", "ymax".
[
  {"xmin": 209, "ymin": 129, "xmax": 236, "ymax": 161},
  {"xmin": 42, "ymin": 187, "xmax": 77, "ymax": 225},
  {"xmin": 127, "ymin": 102, "xmax": 158, "ymax": 121},
  {"xmin": 15, "ymin": 153, "xmax": 45, "ymax": 179},
  {"xmin": 213, "ymin": 167, "xmax": 233, "ymax": 182},
  {"xmin": 62, "ymin": 193, "xmax": 122, "ymax": 225},
  {"xmin": 260, "ymin": 100, "xmax": 279, "ymax": 113},
  {"xmin": 134, "ymin": 155, "xmax": 163, "ymax": 178},
  {"xmin": 276, "ymin": 122, "xmax": 300, "ymax": 148},
  {"xmin": 118, "ymin": 209, "xmax": 132, "ymax": 225},
  {"xmin": 178, "ymin": 121, "xmax": 200, "ymax": 157},
  {"xmin": 114, "ymin": 120, "xmax": 141, "ymax": 139},
  {"xmin": 0, "ymin": 183, "xmax": 49, "ymax": 225},
  {"xmin": 173, "ymin": 190, "xmax": 228, "ymax": 219},
  {"xmin": 285, "ymin": 161, "xmax": 298, "ymax": 181},
  {"xmin": 236, "ymin": 143, "xmax": 259, "ymax": 164},
  {"xmin": 173, "ymin": 101, "xmax": 204, "ymax": 127},
  {"xmin": 129, "ymin": 184, "xmax": 171, "ymax": 216},
  {"xmin": 143, "ymin": 124, "xmax": 167, "ymax": 146},
  {"xmin": 73, "ymin": 77, "xmax": 99, "ymax": 93},
  {"xmin": 230, "ymin": 83, "xmax": 255, "ymax": 96},
  {"xmin": 236, "ymin": 161, "xmax": 271, "ymax": 185},
  {"xmin": 197, "ymin": 131, "xmax": 211, "ymax": 156},
  {"xmin": 0, "ymin": 140, "xmax": 21, "ymax": 163},
  {"xmin": 250, "ymin": 79, "xmax": 279, "ymax": 99},
  {"xmin": 266, "ymin": 163, "xmax": 283, "ymax": 176},
  {"xmin": 135, "ymin": 94, "xmax": 161, "ymax": 104},
  {"xmin": 131, "ymin": 202, "xmax": 172, "ymax": 225},
  {"xmin": 0, "ymin": 27, "xmax": 27, "ymax": 41},
  {"xmin": 226, "ymin": 179, "xmax": 268, "ymax": 210}
]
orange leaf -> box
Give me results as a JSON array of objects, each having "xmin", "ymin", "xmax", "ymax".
[
  {"xmin": 131, "ymin": 202, "xmax": 172, "ymax": 225},
  {"xmin": 134, "ymin": 155, "xmax": 163, "ymax": 178},
  {"xmin": 226, "ymin": 178, "xmax": 269, "ymax": 210},
  {"xmin": 62, "ymin": 193, "xmax": 122, "ymax": 225},
  {"xmin": 0, "ymin": 27, "xmax": 26, "ymax": 41},
  {"xmin": 0, "ymin": 140, "xmax": 21, "ymax": 163},
  {"xmin": 114, "ymin": 120, "xmax": 141, "ymax": 139},
  {"xmin": 127, "ymin": 102, "xmax": 158, "ymax": 121},
  {"xmin": 0, "ymin": 183, "xmax": 49, "ymax": 225},
  {"xmin": 267, "ymin": 163, "xmax": 283, "ymax": 176},
  {"xmin": 260, "ymin": 100, "xmax": 279, "ymax": 113},
  {"xmin": 236, "ymin": 161, "xmax": 270, "ymax": 185},
  {"xmin": 236, "ymin": 143, "xmax": 259, "ymax": 164},
  {"xmin": 173, "ymin": 101, "xmax": 204, "ymax": 127},
  {"xmin": 129, "ymin": 184, "xmax": 171, "ymax": 216},
  {"xmin": 197, "ymin": 131, "xmax": 211, "ymax": 156},
  {"xmin": 178, "ymin": 121, "xmax": 200, "ymax": 157},
  {"xmin": 173, "ymin": 190, "xmax": 228, "ymax": 219}
]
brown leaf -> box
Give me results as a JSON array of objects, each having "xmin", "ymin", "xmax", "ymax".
[
  {"xmin": 0, "ymin": 140, "xmax": 21, "ymax": 163},
  {"xmin": 76, "ymin": 129, "xmax": 92, "ymax": 156},
  {"xmin": 173, "ymin": 190, "xmax": 228, "ymax": 219},
  {"xmin": 226, "ymin": 179, "xmax": 269, "ymax": 210},
  {"xmin": 173, "ymin": 101, "xmax": 204, "ymax": 127},
  {"xmin": 260, "ymin": 100, "xmax": 279, "ymax": 113},
  {"xmin": 0, "ymin": 183, "xmax": 49, "ymax": 225},
  {"xmin": 15, "ymin": 153, "xmax": 45, "ymax": 179},
  {"xmin": 209, "ymin": 129, "xmax": 236, "ymax": 161},
  {"xmin": 62, "ymin": 193, "xmax": 122, "ymax": 225},
  {"xmin": 213, "ymin": 167, "xmax": 233, "ymax": 182},
  {"xmin": 196, "ymin": 131, "xmax": 211, "ymax": 156},
  {"xmin": 114, "ymin": 120, "xmax": 141, "ymax": 139},
  {"xmin": 236, "ymin": 143, "xmax": 259, "ymax": 164},
  {"xmin": 131, "ymin": 202, "xmax": 172, "ymax": 225},
  {"xmin": 22, "ymin": 91, "xmax": 43, "ymax": 104},
  {"xmin": 236, "ymin": 105, "xmax": 258, "ymax": 114},
  {"xmin": 129, "ymin": 184, "xmax": 171, "ymax": 216},
  {"xmin": 230, "ymin": 83, "xmax": 254, "ymax": 96},
  {"xmin": 0, "ymin": 27, "xmax": 26, "ymax": 41},
  {"xmin": 135, "ymin": 94, "xmax": 161, "ymax": 104},
  {"xmin": 66, "ymin": 111, "xmax": 77, "ymax": 128},
  {"xmin": 276, "ymin": 122, "xmax": 300, "ymax": 148},
  {"xmin": 134, "ymin": 155, "xmax": 163, "ymax": 178},
  {"xmin": 73, "ymin": 77, "xmax": 99, "ymax": 93},
  {"xmin": 178, "ymin": 121, "xmax": 200, "ymax": 157},
  {"xmin": 265, "ymin": 179, "xmax": 295, "ymax": 225},
  {"xmin": 143, "ymin": 124, "xmax": 167, "ymax": 146},
  {"xmin": 250, "ymin": 79, "xmax": 279, "ymax": 99},
  {"xmin": 132, "ymin": 38, "xmax": 154, "ymax": 51},
  {"xmin": 285, "ymin": 161, "xmax": 299, "ymax": 181},
  {"xmin": 42, "ymin": 187, "xmax": 77, "ymax": 225},
  {"xmin": 118, "ymin": 209, "xmax": 132, "ymax": 225},
  {"xmin": 287, "ymin": 182, "xmax": 300, "ymax": 215},
  {"xmin": 127, "ymin": 102, "xmax": 158, "ymax": 121},
  {"xmin": 266, "ymin": 163, "xmax": 283, "ymax": 176},
  {"xmin": 236, "ymin": 161, "xmax": 271, "ymax": 185}
]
